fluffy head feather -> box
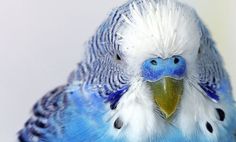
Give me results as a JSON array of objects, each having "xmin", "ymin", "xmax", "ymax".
[{"xmin": 119, "ymin": 0, "xmax": 201, "ymax": 77}]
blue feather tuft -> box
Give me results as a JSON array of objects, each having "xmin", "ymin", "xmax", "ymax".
[
  {"xmin": 199, "ymin": 82, "xmax": 219, "ymax": 102},
  {"xmin": 105, "ymin": 85, "xmax": 129, "ymax": 109}
]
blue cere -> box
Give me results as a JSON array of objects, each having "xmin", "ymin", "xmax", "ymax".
[{"xmin": 141, "ymin": 56, "xmax": 187, "ymax": 82}]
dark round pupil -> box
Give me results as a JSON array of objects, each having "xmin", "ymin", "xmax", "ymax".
[
  {"xmin": 174, "ymin": 57, "xmax": 179, "ymax": 64},
  {"xmin": 116, "ymin": 54, "xmax": 121, "ymax": 60},
  {"xmin": 151, "ymin": 60, "xmax": 157, "ymax": 65}
]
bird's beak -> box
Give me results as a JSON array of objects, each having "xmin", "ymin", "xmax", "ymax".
[{"xmin": 148, "ymin": 77, "xmax": 184, "ymax": 119}]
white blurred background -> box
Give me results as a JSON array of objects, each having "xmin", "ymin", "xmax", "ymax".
[{"xmin": 0, "ymin": 0, "xmax": 235, "ymax": 141}]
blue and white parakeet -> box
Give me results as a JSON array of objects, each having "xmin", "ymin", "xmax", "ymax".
[{"xmin": 18, "ymin": 0, "xmax": 236, "ymax": 141}]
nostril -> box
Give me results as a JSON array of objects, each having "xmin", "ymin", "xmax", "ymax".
[
  {"xmin": 150, "ymin": 60, "xmax": 157, "ymax": 65},
  {"xmin": 174, "ymin": 57, "xmax": 179, "ymax": 64}
]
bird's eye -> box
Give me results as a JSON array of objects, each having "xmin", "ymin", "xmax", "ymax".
[
  {"xmin": 198, "ymin": 48, "xmax": 201, "ymax": 54},
  {"xmin": 116, "ymin": 54, "xmax": 122, "ymax": 61}
]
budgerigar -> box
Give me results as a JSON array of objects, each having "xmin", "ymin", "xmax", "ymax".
[{"xmin": 18, "ymin": 0, "xmax": 236, "ymax": 141}]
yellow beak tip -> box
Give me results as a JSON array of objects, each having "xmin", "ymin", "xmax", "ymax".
[{"xmin": 148, "ymin": 78, "xmax": 184, "ymax": 119}]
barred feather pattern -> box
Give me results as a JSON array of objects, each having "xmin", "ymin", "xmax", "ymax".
[
  {"xmin": 197, "ymin": 21, "xmax": 226, "ymax": 87},
  {"xmin": 196, "ymin": 20, "xmax": 230, "ymax": 102},
  {"xmin": 67, "ymin": 1, "xmax": 139, "ymax": 94},
  {"xmin": 68, "ymin": 0, "xmax": 170, "ymax": 93},
  {"xmin": 19, "ymin": 86, "xmax": 68, "ymax": 142}
]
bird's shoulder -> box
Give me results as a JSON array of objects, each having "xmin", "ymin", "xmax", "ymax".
[
  {"xmin": 18, "ymin": 85, "xmax": 69, "ymax": 142},
  {"xmin": 18, "ymin": 84, "xmax": 114, "ymax": 142}
]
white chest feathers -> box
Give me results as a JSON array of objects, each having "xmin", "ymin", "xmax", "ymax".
[
  {"xmin": 106, "ymin": 82, "xmax": 232, "ymax": 142},
  {"xmin": 107, "ymin": 83, "xmax": 167, "ymax": 142}
]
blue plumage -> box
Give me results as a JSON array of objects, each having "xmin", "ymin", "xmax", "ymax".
[
  {"xmin": 18, "ymin": 0, "xmax": 236, "ymax": 141},
  {"xmin": 199, "ymin": 82, "xmax": 219, "ymax": 102},
  {"xmin": 105, "ymin": 85, "xmax": 130, "ymax": 110},
  {"xmin": 19, "ymin": 85, "xmax": 112, "ymax": 142}
]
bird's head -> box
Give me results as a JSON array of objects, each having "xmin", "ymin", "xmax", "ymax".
[
  {"xmin": 71, "ymin": 0, "xmax": 232, "ymax": 140},
  {"xmin": 80, "ymin": 0, "xmax": 218, "ymax": 123}
]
